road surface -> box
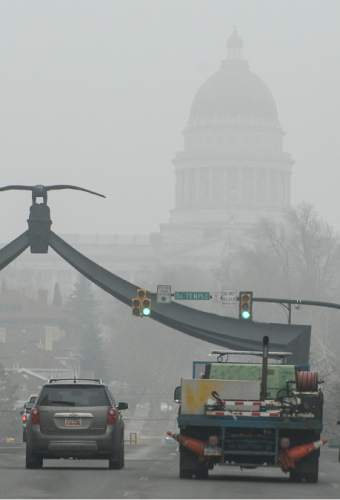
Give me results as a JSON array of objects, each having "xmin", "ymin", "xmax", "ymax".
[{"xmin": 0, "ymin": 440, "xmax": 339, "ymax": 498}]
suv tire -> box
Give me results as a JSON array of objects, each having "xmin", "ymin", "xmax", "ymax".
[
  {"xmin": 109, "ymin": 439, "xmax": 124, "ymax": 470},
  {"xmin": 26, "ymin": 444, "xmax": 43, "ymax": 469}
]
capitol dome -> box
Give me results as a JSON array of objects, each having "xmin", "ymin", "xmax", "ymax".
[
  {"xmin": 189, "ymin": 59, "xmax": 279, "ymax": 123},
  {"xmin": 159, "ymin": 30, "xmax": 293, "ymax": 255},
  {"xmin": 189, "ymin": 28, "xmax": 278, "ymax": 124}
]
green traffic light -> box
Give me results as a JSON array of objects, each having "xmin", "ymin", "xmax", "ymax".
[
  {"xmin": 142, "ymin": 307, "xmax": 151, "ymax": 316},
  {"xmin": 241, "ymin": 310, "xmax": 251, "ymax": 320}
]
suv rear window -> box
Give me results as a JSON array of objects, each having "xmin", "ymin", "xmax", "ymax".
[{"xmin": 38, "ymin": 385, "xmax": 110, "ymax": 407}]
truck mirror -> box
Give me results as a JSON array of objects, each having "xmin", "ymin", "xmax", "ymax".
[{"xmin": 174, "ymin": 386, "xmax": 181, "ymax": 403}]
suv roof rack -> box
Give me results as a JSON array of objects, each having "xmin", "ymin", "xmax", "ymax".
[{"xmin": 48, "ymin": 378, "xmax": 103, "ymax": 384}]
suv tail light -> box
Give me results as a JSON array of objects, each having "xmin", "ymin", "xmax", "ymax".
[
  {"xmin": 107, "ymin": 407, "xmax": 118, "ymax": 425},
  {"xmin": 21, "ymin": 414, "xmax": 27, "ymax": 423},
  {"xmin": 31, "ymin": 407, "xmax": 40, "ymax": 425}
]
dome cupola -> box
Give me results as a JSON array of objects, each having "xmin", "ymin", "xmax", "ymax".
[{"xmin": 226, "ymin": 27, "xmax": 244, "ymax": 59}]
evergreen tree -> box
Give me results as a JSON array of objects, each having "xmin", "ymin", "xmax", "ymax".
[
  {"xmin": 66, "ymin": 275, "xmax": 108, "ymax": 381},
  {"xmin": 0, "ymin": 363, "xmax": 19, "ymax": 437}
]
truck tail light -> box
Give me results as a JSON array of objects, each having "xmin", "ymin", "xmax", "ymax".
[
  {"xmin": 107, "ymin": 407, "xmax": 118, "ymax": 425},
  {"xmin": 31, "ymin": 408, "xmax": 40, "ymax": 425}
]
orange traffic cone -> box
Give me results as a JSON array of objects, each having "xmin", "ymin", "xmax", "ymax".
[
  {"xmin": 278, "ymin": 452, "xmax": 295, "ymax": 472},
  {"xmin": 167, "ymin": 431, "xmax": 205, "ymax": 457},
  {"xmin": 278, "ymin": 438, "xmax": 327, "ymax": 473},
  {"xmin": 285, "ymin": 439, "xmax": 327, "ymax": 461}
]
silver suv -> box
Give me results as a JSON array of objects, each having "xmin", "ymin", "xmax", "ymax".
[{"xmin": 25, "ymin": 378, "xmax": 128, "ymax": 469}]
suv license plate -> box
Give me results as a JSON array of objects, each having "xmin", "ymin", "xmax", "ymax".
[{"xmin": 64, "ymin": 418, "xmax": 81, "ymax": 427}]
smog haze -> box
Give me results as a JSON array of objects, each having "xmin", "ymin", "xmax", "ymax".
[{"xmin": 0, "ymin": 0, "xmax": 338, "ymax": 241}]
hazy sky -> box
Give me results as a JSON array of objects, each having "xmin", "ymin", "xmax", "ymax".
[{"xmin": 0, "ymin": 0, "xmax": 339, "ymax": 242}]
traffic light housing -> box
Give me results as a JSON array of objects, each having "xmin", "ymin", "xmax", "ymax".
[
  {"xmin": 131, "ymin": 288, "xmax": 151, "ymax": 317},
  {"xmin": 239, "ymin": 291, "xmax": 253, "ymax": 320},
  {"xmin": 141, "ymin": 296, "xmax": 151, "ymax": 316},
  {"xmin": 132, "ymin": 297, "xmax": 141, "ymax": 316}
]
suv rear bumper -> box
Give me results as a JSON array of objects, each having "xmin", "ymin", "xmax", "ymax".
[{"xmin": 27, "ymin": 425, "xmax": 119, "ymax": 459}]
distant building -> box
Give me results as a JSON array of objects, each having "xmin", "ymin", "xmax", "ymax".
[
  {"xmin": 0, "ymin": 30, "xmax": 292, "ymax": 293},
  {"xmin": 154, "ymin": 29, "xmax": 293, "ymax": 261}
]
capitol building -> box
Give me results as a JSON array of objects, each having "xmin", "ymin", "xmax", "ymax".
[
  {"xmin": 2, "ymin": 30, "xmax": 293, "ymax": 298},
  {"xmin": 155, "ymin": 29, "xmax": 292, "ymax": 261}
]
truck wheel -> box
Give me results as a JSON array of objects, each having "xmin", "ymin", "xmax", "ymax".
[
  {"xmin": 289, "ymin": 454, "xmax": 319, "ymax": 483},
  {"xmin": 179, "ymin": 446, "xmax": 208, "ymax": 479},
  {"xmin": 289, "ymin": 469, "xmax": 303, "ymax": 482},
  {"xmin": 304, "ymin": 457, "xmax": 319, "ymax": 483},
  {"xmin": 179, "ymin": 468, "xmax": 193, "ymax": 479},
  {"xmin": 195, "ymin": 465, "xmax": 209, "ymax": 479},
  {"xmin": 179, "ymin": 446, "xmax": 194, "ymax": 479},
  {"xmin": 25, "ymin": 444, "xmax": 43, "ymax": 469}
]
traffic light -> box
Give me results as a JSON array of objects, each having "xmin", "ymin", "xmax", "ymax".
[
  {"xmin": 239, "ymin": 291, "xmax": 253, "ymax": 320},
  {"xmin": 131, "ymin": 288, "xmax": 152, "ymax": 317},
  {"xmin": 141, "ymin": 297, "xmax": 151, "ymax": 317},
  {"xmin": 132, "ymin": 297, "xmax": 141, "ymax": 316}
]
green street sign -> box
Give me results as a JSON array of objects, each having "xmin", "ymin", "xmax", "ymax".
[{"xmin": 174, "ymin": 291, "xmax": 211, "ymax": 301}]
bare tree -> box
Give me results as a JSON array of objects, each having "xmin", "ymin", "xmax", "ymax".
[
  {"xmin": 217, "ymin": 203, "xmax": 340, "ymax": 435},
  {"xmin": 224, "ymin": 203, "xmax": 340, "ymax": 301}
]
